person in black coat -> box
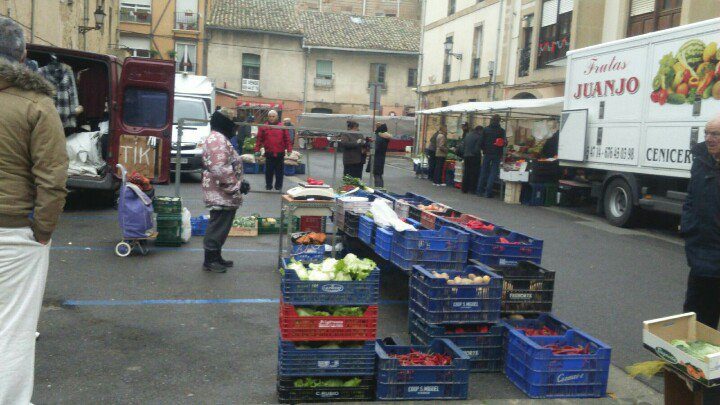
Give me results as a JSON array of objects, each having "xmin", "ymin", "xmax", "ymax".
[
  {"xmin": 682, "ymin": 117, "xmax": 720, "ymax": 328},
  {"xmin": 477, "ymin": 115, "xmax": 507, "ymax": 198},
  {"xmin": 371, "ymin": 123, "xmax": 392, "ymax": 188},
  {"xmin": 458, "ymin": 125, "xmax": 483, "ymax": 194}
]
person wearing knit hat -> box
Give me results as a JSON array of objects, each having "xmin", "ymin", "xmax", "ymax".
[{"xmin": 681, "ymin": 114, "xmax": 720, "ymax": 328}]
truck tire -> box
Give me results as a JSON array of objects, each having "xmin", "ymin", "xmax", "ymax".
[{"xmin": 603, "ymin": 178, "xmax": 635, "ymax": 227}]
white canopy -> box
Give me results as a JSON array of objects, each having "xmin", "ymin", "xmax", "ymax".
[{"xmin": 417, "ymin": 97, "xmax": 564, "ymax": 117}]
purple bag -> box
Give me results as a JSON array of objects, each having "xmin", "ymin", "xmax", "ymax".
[{"xmin": 118, "ymin": 183, "xmax": 154, "ymax": 239}]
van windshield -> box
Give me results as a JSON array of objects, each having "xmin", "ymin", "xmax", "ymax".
[{"xmin": 174, "ymin": 99, "xmax": 208, "ymax": 125}]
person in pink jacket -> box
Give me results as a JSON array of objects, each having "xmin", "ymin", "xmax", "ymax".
[
  {"xmin": 201, "ymin": 109, "xmax": 244, "ymax": 273},
  {"xmin": 255, "ymin": 110, "xmax": 292, "ymax": 191}
]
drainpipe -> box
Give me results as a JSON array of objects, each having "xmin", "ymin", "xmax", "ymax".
[
  {"xmin": 81, "ymin": 0, "xmax": 90, "ymax": 50},
  {"xmin": 29, "ymin": 0, "xmax": 34, "ymax": 43},
  {"xmin": 490, "ymin": 0, "xmax": 504, "ymax": 101},
  {"xmin": 302, "ymin": 40, "xmax": 309, "ymax": 113},
  {"xmin": 414, "ymin": 0, "xmax": 427, "ymax": 158},
  {"xmin": 202, "ymin": 0, "xmax": 209, "ymax": 75}
]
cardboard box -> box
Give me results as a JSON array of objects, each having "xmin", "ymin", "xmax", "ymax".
[{"xmin": 643, "ymin": 313, "xmax": 720, "ymax": 387}]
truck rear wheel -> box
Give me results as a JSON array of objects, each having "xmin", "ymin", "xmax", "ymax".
[{"xmin": 603, "ymin": 178, "xmax": 635, "ymax": 227}]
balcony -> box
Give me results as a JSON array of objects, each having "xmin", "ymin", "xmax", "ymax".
[
  {"xmin": 242, "ymin": 78, "xmax": 260, "ymax": 93},
  {"xmin": 119, "ymin": 5, "xmax": 151, "ymax": 24},
  {"xmin": 314, "ymin": 76, "xmax": 334, "ymax": 89},
  {"xmin": 175, "ymin": 12, "xmax": 199, "ymax": 31},
  {"xmin": 518, "ymin": 48, "xmax": 530, "ymax": 77},
  {"xmin": 471, "ymin": 58, "xmax": 481, "ymax": 79}
]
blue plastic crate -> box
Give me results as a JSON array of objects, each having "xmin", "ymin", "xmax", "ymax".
[
  {"xmin": 277, "ymin": 339, "xmax": 376, "ymax": 377},
  {"xmin": 393, "ymin": 227, "xmax": 469, "ymax": 251},
  {"xmin": 359, "ymin": 227, "xmax": 373, "ymax": 246},
  {"xmin": 242, "ymin": 161, "xmax": 260, "ymax": 174},
  {"xmin": 391, "ymin": 252, "xmax": 465, "ymax": 273},
  {"xmin": 281, "ymin": 259, "xmax": 380, "ymax": 306},
  {"xmin": 409, "ymin": 311, "xmax": 504, "ymax": 373},
  {"xmin": 290, "ymin": 244, "xmax": 325, "ymax": 263},
  {"xmin": 375, "ymin": 245, "xmax": 392, "ymax": 260},
  {"xmin": 502, "ymin": 313, "xmax": 573, "ymax": 338},
  {"xmin": 409, "ymin": 265, "xmax": 502, "ymax": 324},
  {"xmin": 471, "ymin": 252, "xmax": 542, "ymax": 267},
  {"xmin": 358, "ymin": 216, "xmax": 375, "ymax": 246},
  {"xmin": 284, "ymin": 165, "xmax": 297, "ymax": 176},
  {"xmin": 190, "ymin": 215, "xmax": 209, "ymax": 236},
  {"xmin": 295, "ymin": 163, "xmax": 306, "ymax": 175},
  {"xmin": 375, "ymin": 338, "xmax": 470, "ymax": 400},
  {"xmin": 505, "ymin": 329, "xmax": 611, "ymax": 399},
  {"xmin": 374, "ymin": 227, "xmax": 393, "ymax": 251},
  {"xmin": 393, "ymin": 244, "xmax": 468, "ymax": 262},
  {"xmin": 521, "ymin": 183, "xmax": 547, "ymax": 206},
  {"xmin": 470, "ymin": 229, "xmax": 544, "ymax": 258}
]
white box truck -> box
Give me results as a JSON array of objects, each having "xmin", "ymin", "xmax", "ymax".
[
  {"xmin": 559, "ymin": 18, "xmax": 720, "ymax": 226},
  {"xmin": 171, "ymin": 73, "xmax": 216, "ymax": 173}
]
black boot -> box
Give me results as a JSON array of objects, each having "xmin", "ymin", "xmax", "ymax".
[
  {"xmin": 203, "ymin": 250, "xmax": 227, "ymax": 273},
  {"xmin": 218, "ymin": 252, "xmax": 234, "ymax": 267}
]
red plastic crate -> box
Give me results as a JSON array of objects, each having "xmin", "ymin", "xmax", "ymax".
[
  {"xmin": 454, "ymin": 182, "xmax": 462, "ymax": 189},
  {"xmin": 300, "ymin": 216, "xmax": 323, "ymax": 233},
  {"xmin": 312, "ymin": 137, "xmax": 329, "ymax": 149},
  {"xmin": 279, "ymin": 304, "xmax": 378, "ymax": 341}
]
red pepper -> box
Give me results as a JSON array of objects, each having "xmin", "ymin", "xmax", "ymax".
[{"xmin": 391, "ymin": 351, "xmax": 453, "ymax": 366}]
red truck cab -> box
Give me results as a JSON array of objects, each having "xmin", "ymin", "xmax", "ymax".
[{"xmin": 26, "ymin": 44, "xmax": 175, "ymax": 193}]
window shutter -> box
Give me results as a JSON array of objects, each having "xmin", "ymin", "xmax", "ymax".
[
  {"xmin": 630, "ymin": 0, "xmax": 655, "ymax": 16},
  {"xmin": 243, "ymin": 54, "xmax": 260, "ymax": 68},
  {"xmin": 541, "ymin": 0, "xmax": 558, "ymax": 27},
  {"xmin": 119, "ymin": 36, "xmax": 150, "ymax": 50},
  {"xmin": 317, "ymin": 60, "xmax": 332, "ymax": 77},
  {"xmin": 124, "ymin": 0, "xmax": 151, "ymax": 6},
  {"xmin": 559, "ymin": 0, "xmax": 573, "ymax": 14}
]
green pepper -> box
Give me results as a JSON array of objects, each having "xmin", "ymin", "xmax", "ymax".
[{"xmin": 667, "ymin": 93, "xmax": 686, "ymax": 104}]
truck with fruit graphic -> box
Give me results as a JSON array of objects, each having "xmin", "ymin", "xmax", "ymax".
[{"xmin": 559, "ymin": 18, "xmax": 719, "ymax": 227}]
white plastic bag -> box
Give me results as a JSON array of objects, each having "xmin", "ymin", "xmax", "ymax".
[
  {"xmin": 181, "ymin": 208, "xmax": 192, "ymax": 243},
  {"xmin": 370, "ymin": 200, "xmax": 416, "ymax": 233}
]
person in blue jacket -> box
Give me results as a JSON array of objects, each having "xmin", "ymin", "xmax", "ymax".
[{"xmin": 682, "ymin": 115, "xmax": 720, "ymax": 328}]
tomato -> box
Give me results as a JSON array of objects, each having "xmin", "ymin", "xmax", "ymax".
[{"xmin": 658, "ymin": 89, "xmax": 669, "ymax": 105}]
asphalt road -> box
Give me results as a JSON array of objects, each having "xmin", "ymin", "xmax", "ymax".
[{"xmin": 32, "ymin": 151, "xmax": 680, "ymax": 403}]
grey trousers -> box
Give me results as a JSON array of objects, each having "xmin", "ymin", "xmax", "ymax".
[{"xmin": 203, "ymin": 209, "xmax": 237, "ymax": 251}]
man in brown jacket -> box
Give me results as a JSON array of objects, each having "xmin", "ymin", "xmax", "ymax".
[{"xmin": 0, "ymin": 17, "xmax": 68, "ymax": 404}]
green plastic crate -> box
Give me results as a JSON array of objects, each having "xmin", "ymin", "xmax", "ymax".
[
  {"xmin": 153, "ymin": 197, "xmax": 182, "ymax": 214},
  {"xmin": 156, "ymin": 213, "xmax": 182, "ymax": 228},
  {"xmin": 543, "ymin": 184, "xmax": 559, "ymax": 207}
]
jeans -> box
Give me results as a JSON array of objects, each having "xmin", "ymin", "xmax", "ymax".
[
  {"xmin": 203, "ymin": 209, "xmax": 237, "ymax": 252},
  {"xmin": 477, "ymin": 155, "xmax": 501, "ymax": 197},
  {"xmin": 265, "ymin": 154, "xmax": 284, "ymax": 190},
  {"xmin": 426, "ymin": 150, "xmax": 436, "ymax": 180},
  {"xmin": 683, "ymin": 274, "xmax": 720, "ymax": 329},
  {"xmin": 462, "ymin": 156, "xmax": 481, "ymax": 193},
  {"xmin": 433, "ymin": 157, "xmax": 446, "ymax": 185}
]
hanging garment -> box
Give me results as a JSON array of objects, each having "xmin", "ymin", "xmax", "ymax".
[{"xmin": 39, "ymin": 62, "xmax": 79, "ymax": 129}]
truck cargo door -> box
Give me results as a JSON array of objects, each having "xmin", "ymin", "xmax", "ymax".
[
  {"xmin": 558, "ymin": 109, "xmax": 588, "ymax": 162},
  {"xmin": 113, "ymin": 58, "xmax": 175, "ymax": 184}
]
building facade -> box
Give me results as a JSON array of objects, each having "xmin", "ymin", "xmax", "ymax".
[
  {"xmin": 117, "ymin": 0, "xmax": 210, "ymax": 75},
  {"xmin": 1, "ymin": 0, "xmax": 118, "ymax": 54},
  {"xmin": 296, "ymin": 0, "xmax": 422, "ymax": 19},
  {"xmin": 206, "ymin": 0, "xmax": 421, "ymax": 122}
]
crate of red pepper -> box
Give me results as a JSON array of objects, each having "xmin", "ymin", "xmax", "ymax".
[
  {"xmin": 470, "ymin": 228, "xmax": 543, "ymax": 267},
  {"xmin": 408, "ymin": 311, "xmax": 504, "ymax": 373},
  {"xmin": 409, "ymin": 264, "xmax": 502, "ymax": 324},
  {"xmin": 502, "ymin": 313, "xmax": 574, "ymax": 338},
  {"xmin": 279, "ymin": 304, "xmax": 378, "ymax": 341},
  {"xmin": 375, "ymin": 338, "xmax": 470, "ymax": 400},
  {"xmin": 505, "ymin": 328, "xmax": 611, "ymax": 399},
  {"xmin": 486, "ymin": 260, "xmax": 555, "ymax": 317}
]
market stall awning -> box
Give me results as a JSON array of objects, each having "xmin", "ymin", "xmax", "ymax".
[{"xmin": 417, "ymin": 97, "xmax": 564, "ymax": 117}]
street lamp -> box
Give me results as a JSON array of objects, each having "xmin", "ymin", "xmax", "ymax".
[
  {"xmin": 78, "ymin": 6, "xmax": 107, "ymax": 34},
  {"xmin": 444, "ymin": 39, "xmax": 462, "ymax": 60}
]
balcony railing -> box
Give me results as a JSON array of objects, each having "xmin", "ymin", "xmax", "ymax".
[
  {"xmin": 242, "ymin": 78, "xmax": 260, "ymax": 93},
  {"xmin": 314, "ymin": 76, "xmax": 334, "ymax": 88},
  {"xmin": 471, "ymin": 58, "xmax": 481, "ymax": 79},
  {"xmin": 119, "ymin": 5, "xmax": 151, "ymax": 24},
  {"xmin": 176, "ymin": 61, "xmax": 196, "ymax": 74},
  {"xmin": 175, "ymin": 12, "xmax": 199, "ymax": 31},
  {"xmin": 518, "ymin": 48, "xmax": 530, "ymax": 77}
]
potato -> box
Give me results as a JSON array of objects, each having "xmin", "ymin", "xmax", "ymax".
[
  {"xmin": 482, "ymin": 275, "xmax": 491, "ymax": 284},
  {"xmin": 473, "ymin": 278, "xmax": 485, "ymax": 285},
  {"xmin": 447, "ymin": 279, "xmax": 456, "ymax": 285},
  {"xmin": 441, "ymin": 273, "xmax": 449, "ymax": 279},
  {"xmin": 454, "ymin": 276, "xmax": 462, "ymax": 283},
  {"xmin": 467, "ymin": 273, "xmax": 476, "ymax": 280}
]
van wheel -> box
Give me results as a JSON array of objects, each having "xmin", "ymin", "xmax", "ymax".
[{"xmin": 604, "ymin": 178, "xmax": 635, "ymax": 227}]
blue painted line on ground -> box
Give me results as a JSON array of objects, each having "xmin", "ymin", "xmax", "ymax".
[
  {"xmin": 50, "ymin": 246, "xmax": 279, "ymax": 253},
  {"xmin": 63, "ymin": 298, "xmax": 407, "ymax": 306}
]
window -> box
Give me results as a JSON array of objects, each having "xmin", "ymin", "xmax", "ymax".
[
  {"xmin": 448, "ymin": 0, "xmax": 456, "ymax": 15},
  {"xmin": 443, "ymin": 36, "xmax": 453, "ymax": 83},
  {"xmin": 316, "ymin": 60, "xmax": 333, "ymax": 79},
  {"xmin": 175, "ymin": 42, "xmax": 197, "ymax": 73},
  {"xmin": 407, "ymin": 68, "xmax": 418, "ymax": 87},
  {"xmin": 628, "ymin": 0, "xmax": 682, "ymax": 37},
  {"xmin": 471, "ymin": 26, "xmax": 483, "ymax": 79},
  {"xmin": 537, "ymin": 0, "xmax": 572, "ymax": 69},
  {"xmin": 242, "ymin": 53, "xmax": 261, "ymax": 81},
  {"xmin": 518, "ymin": 14, "xmax": 533, "ymax": 77},
  {"xmin": 173, "ymin": 98, "xmax": 207, "ymax": 125},
  {"xmin": 370, "ymin": 63, "xmax": 387, "ymax": 87},
  {"xmin": 120, "ymin": 1, "xmax": 151, "ymax": 23},
  {"xmin": 119, "ymin": 35, "xmax": 151, "ymax": 58},
  {"xmin": 123, "ymin": 88, "xmax": 169, "ymax": 128},
  {"xmin": 440, "ymin": 101, "xmax": 449, "ymax": 125}
]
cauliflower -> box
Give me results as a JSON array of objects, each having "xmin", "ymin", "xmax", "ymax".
[{"xmin": 308, "ymin": 269, "xmax": 332, "ymax": 281}]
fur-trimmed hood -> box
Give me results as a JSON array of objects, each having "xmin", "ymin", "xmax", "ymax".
[{"xmin": 0, "ymin": 58, "xmax": 55, "ymax": 96}]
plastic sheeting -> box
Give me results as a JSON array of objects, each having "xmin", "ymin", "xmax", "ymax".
[{"xmin": 66, "ymin": 131, "xmax": 106, "ymax": 177}]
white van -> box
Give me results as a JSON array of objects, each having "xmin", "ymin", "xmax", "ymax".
[{"xmin": 171, "ymin": 95, "xmax": 211, "ymax": 173}]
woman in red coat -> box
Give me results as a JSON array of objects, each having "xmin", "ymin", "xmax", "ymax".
[{"xmin": 255, "ymin": 110, "xmax": 292, "ymax": 191}]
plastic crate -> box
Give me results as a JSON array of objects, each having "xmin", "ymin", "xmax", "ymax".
[
  {"xmin": 277, "ymin": 376, "xmax": 375, "ymax": 403},
  {"xmin": 277, "ymin": 339, "xmax": 376, "ymax": 377},
  {"xmin": 435, "ymin": 215, "xmax": 502, "ymax": 246},
  {"xmin": 419, "ymin": 205, "xmax": 459, "ymax": 230},
  {"xmin": 492, "ymin": 261, "xmax": 555, "ymax": 317},
  {"xmin": 505, "ymin": 329, "xmax": 611, "ymax": 399},
  {"xmin": 393, "ymin": 245, "xmax": 467, "ymax": 263},
  {"xmin": 257, "ymin": 217, "xmax": 281, "ymax": 234},
  {"xmin": 471, "ymin": 253, "xmax": 542, "ymax": 267},
  {"xmin": 153, "ymin": 196, "xmax": 181, "ymax": 214},
  {"xmin": 279, "ymin": 304, "xmax": 378, "ymax": 341},
  {"xmin": 502, "ymin": 313, "xmax": 574, "ymax": 338},
  {"xmin": 281, "ymin": 259, "xmax": 379, "ymax": 306},
  {"xmin": 391, "ymin": 253, "xmax": 466, "ymax": 274},
  {"xmin": 242, "ymin": 161, "xmax": 260, "ymax": 174},
  {"xmin": 295, "ymin": 163, "xmax": 306, "ymax": 175},
  {"xmin": 521, "ymin": 183, "xmax": 547, "ymax": 206},
  {"xmin": 156, "ymin": 213, "xmax": 182, "ymax": 228},
  {"xmin": 190, "ymin": 215, "xmax": 208, "ymax": 236},
  {"xmin": 358, "ymin": 215, "xmax": 375, "ymax": 245},
  {"xmin": 290, "ymin": 244, "xmax": 325, "ymax": 263},
  {"xmin": 375, "ymin": 338, "xmax": 470, "ymax": 400},
  {"xmin": 300, "ymin": 216, "xmax": 323, "ymax": 233},
  {"xmin": 409, "ymin": 265, "xmax": 502, "ymax": 324},
  {"xmin": 469, "ymin": 229, "xmax": 543, "ymax": 259},
  {"xmin": 409, "ymin": 311, "xmax": 503, "ymax": 373},
  {"xmin": 344, "ymin": 212, "xmax": 360, "ymax": 238},
  {"xmin": 374, "ymin": 227, "xmax": 393, "ymax": 250},
  {"xmin": 393, "ymin": 226, "xmax": 469, "ymax": 251},
  {"xmin": 544, "ymin": 184, "xmax": 559, "ymax": 206},
  {"xmin": 284, "ymin": 165, "xmax": 297, "ymax": 176}
]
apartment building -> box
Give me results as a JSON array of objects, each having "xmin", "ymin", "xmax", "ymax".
[
  {"xmin": 296, "ymin": 0, "xmax": 422, "ymax": 19},
  {"xmin": 0, "ymin": 0, "xmax": 118, "ymax": 54},
  {"xmin": 117, "ymin": 0, "xmax": 209, "ymax": 74},
  {"xmin": 206, "ymin": 0, "xmax": 421, "ymax": 120}
]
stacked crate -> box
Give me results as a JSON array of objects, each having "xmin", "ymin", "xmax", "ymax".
[
  {"xmin": 277, "ymin": 259, "xmax": 380, "ymax": 403},
  {"xmin": 152, "ymin": 197, "xmax": 183, "ymax": 247},
  {"xmin": 408, "ymin": 264, "xmax": 505, "ymax": 375},
  {"xmin": 390, "ymin": 227, "xmax": 469, "ymax": 273}
]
